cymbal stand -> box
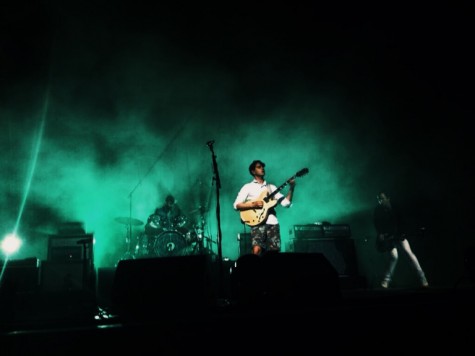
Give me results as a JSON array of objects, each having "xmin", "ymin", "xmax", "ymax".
[
  {"xmin": 193, "ymin": 217, "xmax": 218, "ymax": 257},
  {"xmin": 119, "ymin": 225, "xmax": 135, "ymax": 261},
  {"xmin": 192, "ymin": 216, "xmax": 207, "ymax": 255}
]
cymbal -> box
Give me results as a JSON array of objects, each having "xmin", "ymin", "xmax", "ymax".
[{"xmin": 114, "ymin": 217, "xmax": 144, "ymax": 226}]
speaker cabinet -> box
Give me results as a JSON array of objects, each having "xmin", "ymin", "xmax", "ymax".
[
  {"xmin": 41, "ymin": 261, "xmax": 95, "ymax": 292},
  {"xmin": 111, "ymin": 255, "xmax": 214, "ymax": 320},
  {"xmin": 289, "ymin": 238, "xmax": 358, "ymax": 277},
  {"xmin": 0, "ymin": 258, "xmax": 40, "ymax": 296}
]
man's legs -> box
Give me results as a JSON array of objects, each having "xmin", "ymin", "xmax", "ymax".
[
  {"xmin": 399, "ymin": 239, "xmax": 429, "ymax": 287},
  {"xmin": 381, "ymin": 247, "xmax": 398, "ymax": 288}
]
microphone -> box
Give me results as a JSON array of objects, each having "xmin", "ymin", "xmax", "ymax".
[{"xmin": 206, "ymin": 140, "xmax": 215, "ymax": 146}]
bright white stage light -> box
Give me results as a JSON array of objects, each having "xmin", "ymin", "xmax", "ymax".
[{"xmin": 1, "ymin": 233, "xmax": 22, "ymax": 256}]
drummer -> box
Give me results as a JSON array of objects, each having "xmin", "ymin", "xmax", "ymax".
[{"xmin": 145, "ymin": 194, "xmax": 187, "ymax": 235}]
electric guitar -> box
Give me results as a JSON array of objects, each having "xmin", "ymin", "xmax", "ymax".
[
  {"xmin": 375, "ymin": 233, "xmax": 406, "ymax": 253},
  {"xmin": 375, "ymin": 225, "xmax": 428, "ymax": 253},
  {"xmin": 240, "ymin": 168, "xmax": 309, "ymax": 226}
]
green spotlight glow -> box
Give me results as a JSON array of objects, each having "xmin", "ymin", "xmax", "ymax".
[{"xmin": 14, "ymin": 99, "xmax": 47, "ymax": 235}]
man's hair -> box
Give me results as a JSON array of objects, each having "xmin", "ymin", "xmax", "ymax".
[
  {"xmin": 165, "ymin": 194, "xmax": 175, "ymax": 204},
  {"xmin": 249, "ymin": 160, "xmax": 265, "ymax": 176}
]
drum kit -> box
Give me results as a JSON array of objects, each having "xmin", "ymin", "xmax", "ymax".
[{"xmin": 115, "ymin": 206, "xmax": 213, "ymax": 261}]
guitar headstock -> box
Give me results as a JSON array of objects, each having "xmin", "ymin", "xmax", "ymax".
[{"xmin": 296, "ymin": 168, "xmax": 309, "ymax": 177}]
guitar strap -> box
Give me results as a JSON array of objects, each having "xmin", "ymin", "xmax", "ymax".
[
  {"xmin": 267, "ymin": 184, "xmax": 277, "ymax": 217},
  {"xmin": 266, "ymin": 182, "xmax": 272, "ymax": 195}
]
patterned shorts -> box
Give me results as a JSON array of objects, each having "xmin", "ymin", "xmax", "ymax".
[{"xmin": 251, "ymin": 224, "xmax": 281, "ymax": 252}]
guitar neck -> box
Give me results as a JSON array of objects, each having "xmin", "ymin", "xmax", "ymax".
[
  {"xmin": 265, "ymin": 177, "xmax": 293, "ymax": 201},
  {"xmin": 265, "ymin": 168, "xmax": 308, "ymax": 201}
]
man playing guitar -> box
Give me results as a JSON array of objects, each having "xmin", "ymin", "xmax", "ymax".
[{"xmin": 233, "ymin": 160, "xmax": 296, "ymax": 256}]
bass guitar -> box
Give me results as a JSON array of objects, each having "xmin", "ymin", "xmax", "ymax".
[
  {"xmin": 240, "ymin": 168, "xmax": 309, "ymax": 226},
  {"xmin": 375, "ymin": 233, "xmax": 407, "ymax": 253}
]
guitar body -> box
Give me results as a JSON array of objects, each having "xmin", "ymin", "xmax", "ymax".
[
  {"xmin": 375, "ymin": 233, "xmax": 406, "ymax": 253},
  {"xmin": 376, "ymin": 234, "xmax": 393, "ymax": 253},
  {"xmin": 240, "ymin": 190, "xmax": 278, "ymax": 226}
]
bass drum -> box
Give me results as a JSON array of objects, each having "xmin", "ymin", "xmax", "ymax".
[{"xmin": 152, "ymin": 231, "xmax": 189, "ymax": 257}]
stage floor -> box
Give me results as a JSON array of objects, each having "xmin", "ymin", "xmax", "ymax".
[
  {"xmin": 2, "ymin": 282, "xmax": 474, "ymax": 354},
  {"xmin": 2, "ymin": 253, "xmax": 474, "ymax": 353}
]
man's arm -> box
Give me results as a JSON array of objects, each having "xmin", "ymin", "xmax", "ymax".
[
  {"xmin": 233, "ymin": 183, "xmax": 264, "ymax": 211},
  {"xmin": 285, "ymin": 179, "xmax": 296, "ymax": 203},
  {"xmin": 235, "ymin": 200, "xmax": 264, "ymax": 211}
]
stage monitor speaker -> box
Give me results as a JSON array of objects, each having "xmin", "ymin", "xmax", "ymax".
[
  {"xmin": 290, "ymin": 238, "xmax": 359, "ymax": 277},
  {"xmin": 111, "ymin": 255, "xmax": 214, "ymax": 320},
  {"xmin": 465, "ymin": 246, "xmax": 475, "ymax": 284},
  {"xmin": 0, "ymin": 258, "xmax": 40, "ymax": 323},
  {"xmin": 230, "ymin": 252, "xmax": 341, "ymax": 307},
  {"xmin": 0, "ymin": 258, "xmax": 40, "ymax": 296},
  {"xmin": 41, "ymin": 260, "xmax": 95, "ymax": 293}
]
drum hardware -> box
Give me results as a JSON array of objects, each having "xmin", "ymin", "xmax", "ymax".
[
  {"xmin": 121, "ymin": 234, "xmax": 138, "ymax": 260},
  {"xmin": 114, "ymin": 217, "xmax": 144, "ymax": 262},
  {"xmin": 187, "ymin": 219, "xmax": 217, "ymax": 256},
  {"xmin": 134, "ymin": 232, "xmax": 152, "ymax": 258}
]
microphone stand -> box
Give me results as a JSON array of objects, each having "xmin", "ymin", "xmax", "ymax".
[{"xmin": 206, "ymin": 140, "xmax": 224, "ymax": 300}]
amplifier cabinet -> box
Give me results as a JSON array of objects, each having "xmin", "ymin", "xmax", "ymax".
[
  {"xmin": 290, "ymin": 225, "xmax": 324, "ymax": 239},
  {"xmin": 323, "ymin": 224, "xmax": 351, "ymax": 238},
  {"xmin": 289, "ymin": 238, "xmax": 358, "ymax": 277},
  {"xmin": 290, "ymin": 224, "xmax": 351, "ymax": 239},
  {"xmin": 48, "ymin": 234, "xmax": 94, "ymax": 262}
]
